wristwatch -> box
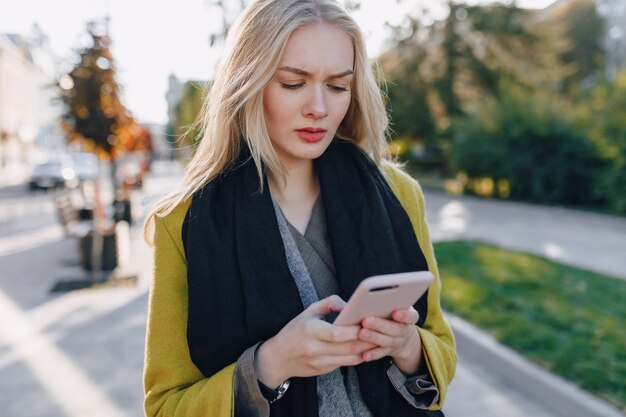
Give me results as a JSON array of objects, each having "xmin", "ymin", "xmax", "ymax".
[{"xmin": 258, "ymin": 379, "xmax": 291, "ymax": 403}]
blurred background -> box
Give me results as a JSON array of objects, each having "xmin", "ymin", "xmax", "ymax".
[{"xmin": 0, "ymin": 1, "xmax": 625, "ymax": 416}]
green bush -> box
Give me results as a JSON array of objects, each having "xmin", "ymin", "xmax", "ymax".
[
  {"xmin": 600, "ymin": 164, "xmax": 626, "ymax": 214},
  {"xmin": 575, "ymin": 71, "xmax": 626, "ymax": 214},
  {"xmin": 451, "ymin": 85, "xmax": 605, "ymax": 206}
]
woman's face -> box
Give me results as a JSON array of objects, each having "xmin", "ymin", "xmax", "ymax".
[{"xmin": 263, "ymin": 22, "xmax": 354, "ymax": 170}]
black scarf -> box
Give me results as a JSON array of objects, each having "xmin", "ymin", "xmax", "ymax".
[{"xmin": 182, "ymin": 140, "xmax": 443, "ymax": 416}]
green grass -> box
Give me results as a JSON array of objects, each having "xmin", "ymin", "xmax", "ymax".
[{"xmin": 434, "ymin": 240, "xmax": 626, "ymax": 410}]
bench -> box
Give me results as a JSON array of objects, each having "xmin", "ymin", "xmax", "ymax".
[{"xmin": 54, "ymin": 194, "xmax": 93, "ymax": 238}]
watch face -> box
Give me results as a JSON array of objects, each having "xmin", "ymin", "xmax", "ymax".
[{"xmin": 277, "ymin": 379, "xmax": 290, "ymax": 394}]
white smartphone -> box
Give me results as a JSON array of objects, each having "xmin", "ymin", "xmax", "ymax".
[{"xmin": 333, "ymin": 271, "xmax": 434, "ymax": 326}]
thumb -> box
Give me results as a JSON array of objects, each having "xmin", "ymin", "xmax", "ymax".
[{"xmin": 306, "ymin": 295, "xmax": 346, "ymax": 317}]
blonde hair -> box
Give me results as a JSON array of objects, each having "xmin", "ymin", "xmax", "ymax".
[{"xmin": 145, "ymin": 0, "xmax": 389, "ymax": 243}]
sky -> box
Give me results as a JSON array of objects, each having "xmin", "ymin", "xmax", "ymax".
[{"xmin": 0, "ymin": 0, "xmax": 555, "ymax": 125}]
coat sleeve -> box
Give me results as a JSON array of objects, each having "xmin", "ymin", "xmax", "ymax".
[
  {"xmin": 143, "ymin": 203, "xmax": 235, "ymax": 417},
  {"xmin": 382, "ymin": 163, "xmax": 457, "ymax": 411}
]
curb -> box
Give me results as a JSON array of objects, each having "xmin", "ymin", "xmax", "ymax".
[{"xmin": 448, "ymin": 313, "xmax": 625, "ymax": 417}]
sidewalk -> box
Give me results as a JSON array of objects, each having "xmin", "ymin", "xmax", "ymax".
[
  {"xmin": 0, "ymin": 163, "xmax": 175, "ymax": 417},
  {"xmin": 423, "ymin": 189, "xmax": 626, "ymax": 280}
]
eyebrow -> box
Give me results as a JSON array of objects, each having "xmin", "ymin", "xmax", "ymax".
[{"xmin": 277, "ymin": 66, "xmax": 354, "ymax": 78}]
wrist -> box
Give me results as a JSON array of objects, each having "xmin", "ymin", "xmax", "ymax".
[
  {"xmin": 254, "ymin": 338, "xmax": 288, "ymax": 389},
  {"xmin": 392, "ymin": 333, "xmax": 422, "ymax": 375},
  {"xmin": 258, "ymin": 378, "xmax": 291, "ymax": 404}
]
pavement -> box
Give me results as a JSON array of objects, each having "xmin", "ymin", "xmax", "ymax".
[
  {"xmin": 423, "ymin": 189, "xmax": 626, "ymax": 280},
  {"xmin": 0, "ymin": 163, "xmax": 624, "ymax": 417}
]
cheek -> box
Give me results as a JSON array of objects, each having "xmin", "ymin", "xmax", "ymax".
[
  {"xmin": 332, "ymin": 94, "xmax": 352, "ymax": 123},
  {"xmin": 263, "ymin": 90, "xmax": 279, "ymax": 124},
  {"xmin": 264, "ymin": 88, "xmax": 297, "ymax": 125}
]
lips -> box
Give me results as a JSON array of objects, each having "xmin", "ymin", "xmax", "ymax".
[{"xmin": 295, "ymin": 128, "xmax": 327, "ymax": 143}]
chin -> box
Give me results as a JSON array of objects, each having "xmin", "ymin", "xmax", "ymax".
[
  {"xmin": 274, "ymin": 136, "xmax": 335, "ymax": 166},
  {"xmin": 301, "ymin": 140, "xmax": 333, "ymax": 160}
]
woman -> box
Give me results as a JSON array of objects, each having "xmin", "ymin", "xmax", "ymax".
[{"xmin": 143, "ymin": 0, "xmax": 456, "ymax": 416}]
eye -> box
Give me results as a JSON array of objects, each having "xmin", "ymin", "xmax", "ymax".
[
  {"xmin": 280, "ymin": 83, "xmax": 304, "ymax": 90},
  {"xmin": 328, "ymin": 85, "xmax": 348, "ymax": 93}
]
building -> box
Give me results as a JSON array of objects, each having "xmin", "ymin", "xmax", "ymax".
[
  {"xmin": 165, "ymin": 73, "xmax": 184, "ymax": 138},
  {"xmin": 0, "ymin": 25, "xmax": 65, "ymax": 183}
]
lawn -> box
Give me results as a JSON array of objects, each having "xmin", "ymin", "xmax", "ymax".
[{"xmin": 434, "ymin": 240, "xmax": 626, "ymax": 410}]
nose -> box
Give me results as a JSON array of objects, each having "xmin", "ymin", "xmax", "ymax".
[{"xmin": 303, "ymin": 85, "xmax": 328, "ymax": 119}]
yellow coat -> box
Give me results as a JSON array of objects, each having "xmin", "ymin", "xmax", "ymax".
[{"xmin": 143, "ymin": 163, "xmax": 457, "ymax": 416}]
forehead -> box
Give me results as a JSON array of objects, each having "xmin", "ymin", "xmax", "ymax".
[{"xmin": 278, "ymin": 22, "xmax": 354, "ymax": 76}]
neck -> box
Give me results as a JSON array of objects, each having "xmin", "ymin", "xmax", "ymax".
[{"xmin": 267, "ymin": 160, "xmax": 319, "ymax": 204}]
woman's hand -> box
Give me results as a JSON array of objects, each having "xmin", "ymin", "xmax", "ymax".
[
  {"xmin": 357, "ymin": 307, "xmax": 423, "ymax": 375},
  {"xmin": 255, "ymin": 295, "xmax": 376, "ymax": 389}
]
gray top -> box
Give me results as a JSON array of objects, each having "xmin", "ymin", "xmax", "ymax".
[{"xmin": 233, "ymin": 196, "xmax": 439, "ymax": 416}]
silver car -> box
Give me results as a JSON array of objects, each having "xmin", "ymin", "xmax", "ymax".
[{"xmin": 29, "ymin": 160, "xmax": 78, "ymax": 190}]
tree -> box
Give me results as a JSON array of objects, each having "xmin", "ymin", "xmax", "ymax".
[
  {"xmin": 59, "ymin": 20, "xmax": 151, "ymax": 198},
  {"xmin": 206, "ymin": 0, "xmax": 362, "ymax": 46},
  {"xmin": 380, "ymin": 1, "xmax": 572, "ymax": 172},
  {"xmin": 380, "ymin": 42, "xmax": 438, "ymax": 166},
  {"xmin": 575, "ymin": 70, "xmax": 626, "ymax": 213},
  {"xmin": 451, "ymin": 82, "xmax": 604, "ymax": 206},
  {"xmin": 544, "ymin": 0, "xmax": 604, "ymax": 92},
  {"xmin": 58, "ymin": 21, "xmax": 153, "ymax": 278},
  {"xmin": 172, "ymin": 81, "xmax": 208, "ymax": 157}
]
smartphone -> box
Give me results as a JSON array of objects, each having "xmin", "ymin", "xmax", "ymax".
[{"xmin": 333, "ymin": 271, "xmax": 434, "ymax": 326}]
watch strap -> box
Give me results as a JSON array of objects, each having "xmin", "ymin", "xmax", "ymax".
[{"xmin": 258, "ymin": 379, "xmax": 291, "ymax": 403}]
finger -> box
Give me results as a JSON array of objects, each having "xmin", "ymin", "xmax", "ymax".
[
  {"xmin": 313, "ymin": 354, "xmax": 366, "ymax": 371},
  {"xmin": 304, "ymin": 320, "xmax": 368, "ymax": 348},
  {"xmin": 317, "ymin": 339, "xmax": 376, "ymax": 356},
  {"xmin": 391, "ymin": 307, "xmax": 419, "ymax": 325},
  {"xmin": 358, "ymin": 327, "xmax": 396, "ymax": 348},
  {"xmin": 307, "ymin": 295, "xmax": 346, "ymax": 317},
  {"xmin": 330, "ymin": 354, "xmax": 367, "ymax": 367},
  {"xmin": 362, "ymin": 346, "xmax": 393, "ymax": 362},
  {"xmin": 361, "ymin": 316, "xmax": 406, "ymax": 337},
  {"xmin": 316, "ymin": 322, "xmax": 361, "ymax": 343}
]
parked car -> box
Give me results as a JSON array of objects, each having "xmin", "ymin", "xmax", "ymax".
[
  {"xmin": 70, "ymin": 152, "xmax": 99, "ymax": 182},
  {"xmin": 29, "ymin": 160, "xmax": 78, "ymax": 190}
]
